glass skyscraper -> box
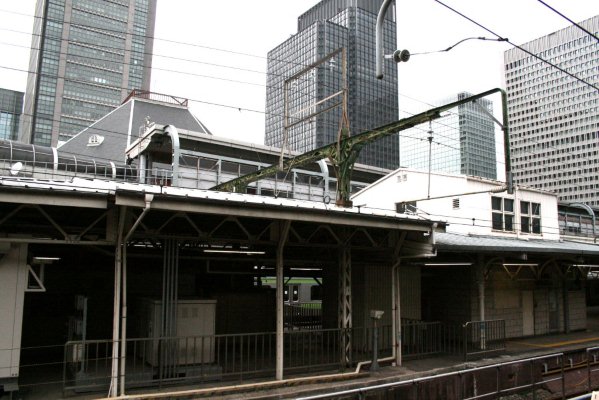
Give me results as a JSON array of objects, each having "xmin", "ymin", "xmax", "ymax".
[
  {"xmin": 265, "ymin": 0, "xmax": 399, "ymax": 170},
  {"xmin": 400, "ymin": 92, "xmax": 497, "ymax": 180},
  {"xmin": 20, "ymin": 0, "xmax": 157, "ymax": 147},
  {"xmin": 0, "ymin": 89, "xmax": 24, "ymax": 141},
  {"xmin": 505, "ymin": 15, "xmax": 599, "ymax": 205}
]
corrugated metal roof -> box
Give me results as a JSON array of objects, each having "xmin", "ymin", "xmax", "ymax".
[
  {"xmin": 436, "ymin": 232, "xmax": 599, "ymax": 256},
  {"xmin": 0, "ymin": 177, "xmax": 442, "ymax": 230}
]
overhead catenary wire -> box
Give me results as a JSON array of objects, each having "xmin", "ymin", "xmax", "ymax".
[
  {"xmin": 0, "ymin": 4, "xmax": 594, "ymax": 182},
  {"xmin": 535, "ymin": 0, "xmax": 599, "ymax": 43},
  {"xmin": 431, "ymin": 0, "xmax": 599, "ymax": 92},
  {"xmin": 410, "ymin": 36, "xmax": 508, "ymax": 56},
  {"xmin": 2, "ymin": 3, "xmax": 597, "ymax": 97}
]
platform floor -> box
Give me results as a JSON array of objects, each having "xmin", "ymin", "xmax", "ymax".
[{"xmin": 10, "ymin": 308, "xmax": 599, "ymax": 400}]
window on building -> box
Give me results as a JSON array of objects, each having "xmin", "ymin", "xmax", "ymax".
[
  {"xmin": 520, "ymin": 201, "xmax": 541, "ymax": 234},
  {"xmin": 491, "ymin": 196, "xmax": 514, "ymax": 231},
  {"xmin": 396, "ymin": 201, "xmax": 416, "ymax": 214}
]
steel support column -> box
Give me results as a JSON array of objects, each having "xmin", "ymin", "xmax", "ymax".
[
  {"xmin": 119, "ymin": 195, "xmax": 152, "ymax": 396},
  {"xmin": 563, "ymin": 275, "xmax": 570, "ymax": 333},
  {"xmin": 476, "ymin": 255, "xmax": 486, "ymax": 350},
  {"xmin": 338, "ymin": 235, "xmax": 352, "ymax": 366},
  {"xmin": 392, "ymin": 262, "xmax": 401, "ymax": 366},
  {"xmin": 276, "ymin": 220, "xmax": 291, "ymax": 380},
  {"xmin": 109, "ymin": 206, "xmax": 127, "ymax": 397},
  {"xmin": 391, "ymin": 231, "xmax": 405, "ymax": 366},
  {"xmin": 160, "ymin": 238, "xmax": 179, "ymax": 379}
]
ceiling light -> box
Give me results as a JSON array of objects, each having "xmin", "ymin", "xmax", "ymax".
[
  {"xmin": 423, "ymin": 262, "xmax": 472, "ymax": 266},
  {"xmin": 203, "ymin": 249, "xmax": 265, "ymax": 255}
]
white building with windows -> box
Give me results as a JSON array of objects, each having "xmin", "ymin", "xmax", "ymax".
[
  {"xmin": 504, "ymin": 15, "xmax": 599, "ymax": 205},
  {"xmin": 353, "ymin": 168, "xmax": 599, "ymax": 339},
  {"xmin": 352, "ymin": 168, "xmax": 559, "ymax": 240}
]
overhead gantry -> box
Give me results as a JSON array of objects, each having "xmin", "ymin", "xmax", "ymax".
[{"xmin": 212, "ymin": 88, "xmax": 513, "ymax": 206}]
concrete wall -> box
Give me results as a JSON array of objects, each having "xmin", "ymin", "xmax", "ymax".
[
  {"xmin": 568, "ymin": 289, "xmax": 587, "ymax": 331},
  {"xmin": 477, "ymin": 268, "xmax": 584, "ymax": 338},
  {"xmin": 352, "ymin": 168, "xmax": 560, "ymax": 240},
  {"xmin": 0, "ymin": 244, "xmax": 28, "ymax": 381}
]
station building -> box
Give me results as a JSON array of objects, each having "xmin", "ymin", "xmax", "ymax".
[{"xmin": 1, "ymin": 91, "xmax": 599, "ymax": 397}]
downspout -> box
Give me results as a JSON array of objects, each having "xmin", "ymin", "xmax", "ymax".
[
  {"xmin": 355, "ymin": 223, "xmax": 436, "ymax": 372},
  {"xmin": 354, "ymin": 267, "xmax": 399, "ymax": 372},
  {"xmin": 164, "ymin": 125, "xmax": 180, "ymax": 187},
  {"xmin": 375, "ymin": 0, "xmax": 394, "ymax": 79},
  {"xmin": 119, "ymin": 194, "xmax": 153, "ymax": 396},
  {"xmin": 316, "ymin": 159, "xmax": 330, "ymax": 202},
  {"xmin": 276, "ymin": 221, "xmax": 291, "ymax": 380}
]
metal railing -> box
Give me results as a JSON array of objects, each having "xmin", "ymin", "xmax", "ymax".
[
  {"xmin": 10, "ymin": 340, "xmax": 597, "ymax": 399},
  {"xmin": 400, "ymin": 319, "xmax": 506, "ymax": 360},
  {"xmin": 463, "ymin": 319, "xmax": 506, "ymax": 359},
  {"xmin": 0, "ymin": 159, "xmax": 137, "ymax": 183},
  {"xmin": 284, "ymin": 304, "xmax": 323, "ymax": 330},
  {"xmin": 60, "ymin": 320, "xmax": 506, "ymax": 393},
  {"xmin": 63, "ymin": 329, "xmax": 362, "ymax": 392}
]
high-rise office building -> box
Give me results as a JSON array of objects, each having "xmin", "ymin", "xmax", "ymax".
[
  {"xmin": 505, "ymin": 15, "xmax": 599, "ymax": 205},
  {"xmin": 0, "ymin": 89, "xmax": 24, "ymax": 141},
  {"xmin": 265, "ymin": 0, "xmax": 399, "ymax": 170},
  {"xmin": 20, "ymin": 0, "xmax": 157, "ymax": 147},
  {"xmin": 400, "ymin": 92, "xmax": 497, "ymax": 179}
]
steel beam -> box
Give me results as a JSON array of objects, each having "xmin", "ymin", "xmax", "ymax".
[
  {"xmin": 211, "ymin": 88, "xmax": 510, "ymax": 207},
  {"xmin": 115, "ymin": 193, "xmax": 435, "ymax": 232}
]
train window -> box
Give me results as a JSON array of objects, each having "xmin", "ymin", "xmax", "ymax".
[
  {"xmin": 292, "ymin": 285, "xmax": 299, "ymax": 302},
  {"xmin": 283, "ymin": 285, "xmax": 289, "ymax": 302},
  {"xmin": 310, "ymin": 285, "xmax": 322, "ymax": 301}
]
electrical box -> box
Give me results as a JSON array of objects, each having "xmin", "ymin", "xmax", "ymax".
[{"xmin": 138, "ymin": 299, "xmax": 216, "ymax": 366}]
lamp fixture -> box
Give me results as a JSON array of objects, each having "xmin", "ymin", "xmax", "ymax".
[
  {"xmin": 32, "ymin": 256, "xmax": 61, "ymax": 263},
  {"xmin": 423, "ymin": 262, "xmax": 472, "ymax": 267},
  {"xmin": 502, "ymin": 263, "xmax": 538, "ymax": 267},
  {"xmin": 203, "ymin": 249, "xmax": 265, "ymax": 255}
]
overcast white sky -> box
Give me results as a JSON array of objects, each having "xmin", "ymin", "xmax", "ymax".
[{"xmin": 0, "ymin": 0, "xmax": 597, "ymax": 150}]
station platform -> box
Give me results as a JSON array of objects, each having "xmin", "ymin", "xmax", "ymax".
[
  {"xmin": 14, "ymin": 310, "xmax": 599, "ymax": 400},
  {"xmin": 88, "ymin": 317, "xmax": 599, "ymax": 400}
]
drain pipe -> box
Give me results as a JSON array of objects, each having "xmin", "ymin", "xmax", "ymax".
[
  {"xmin": 119, "ymin": 194, "xmax": 153, "ymax": 396},
  {"xmin": 164, "ymin": 125, "xmax": 180, "ymax": 187},
  {"xmin": 355, "ymin": 254, "xmax": 402, "ymax": 373}
]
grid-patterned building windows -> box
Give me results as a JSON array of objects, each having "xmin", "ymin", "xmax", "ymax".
[
  {"xmin": 504, "ymin": 15, "xmax": 599, "ymax": 206},
  {"xmin": 265, "ymin": 0, "xmax": 399, "ymax": 170},
  {"xmin": 0, "ymin": 89, "xmax": 24, "ymax": 141},
  {"xmin": 21, "ymin": 0, "xmax": 157, "ymax": 146},
  {"xmin": 400, "ymin": 92, "xmax": 497, "ymax": 179}
]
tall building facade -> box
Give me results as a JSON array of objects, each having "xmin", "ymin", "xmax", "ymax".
[
  {"xmin": 400, "ymin": 92, "xmax": 497, "ymax": 179},
  {"xmin": 20, "ymin": 0, "xmax": 157, "ymax": 147},
  {"xmin": 505, "ymin": 15, "xmax": 599, "ymax": 205},
  {"xmin": 265, "ymin": 0, "xmax": 399, "ymax": 170},
  {"xmin": 0, "ymin": 89, "xmax": 24, "ymax": 141}
]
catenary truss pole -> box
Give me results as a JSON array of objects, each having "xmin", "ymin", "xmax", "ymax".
[{"xmin": 212, "ymin": 88, "xmax": 512, "ymax": 207}]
